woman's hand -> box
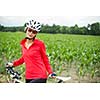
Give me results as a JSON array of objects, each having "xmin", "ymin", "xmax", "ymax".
[
  {"xmin": 6, "ymin": 62, "xmax": 13, "ymax": 67},
  {"xmin": 49, "ymin": 72, "xmax": 57, "ymax": 78}
]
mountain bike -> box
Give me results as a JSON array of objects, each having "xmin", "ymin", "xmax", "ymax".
[{"xmin": 5, "ymin": 64, "xmax": 71, "ymax": 83}]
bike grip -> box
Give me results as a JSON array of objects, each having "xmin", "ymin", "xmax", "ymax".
[{"xmin": 51, "ymin": 73, "xmax": 57, "ymax": 77}]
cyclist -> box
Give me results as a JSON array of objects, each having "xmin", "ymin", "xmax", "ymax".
[{"xmin": 7, "ymin": 19, "xmax": 56, "ymax": 83}]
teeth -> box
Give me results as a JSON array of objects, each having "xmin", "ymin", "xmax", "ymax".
[
  {"xmin": 25, "ymin": 37, "xmax": 34, "ymax": 40},
  {"xmin": 25, "ymin": 37, "xmax": 32, "ymax": 40}
]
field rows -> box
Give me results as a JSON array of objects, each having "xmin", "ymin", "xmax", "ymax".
[{"xmin": 0, "ymin": 32, "xmax": 100, "ymax": 82}]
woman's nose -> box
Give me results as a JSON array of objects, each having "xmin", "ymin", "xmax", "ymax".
[{"xmin": 28, "ymin": 31, "xmax": 33, "ymax": 35}]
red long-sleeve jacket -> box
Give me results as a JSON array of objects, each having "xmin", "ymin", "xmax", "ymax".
[{"xmin": 13, "ymin": 38, "xmax": 53, "ymax": 79}]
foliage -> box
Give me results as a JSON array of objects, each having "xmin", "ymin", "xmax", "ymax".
[{"xmin": 0, "ymin": 22, "xmax": 100, "ymax": 35}]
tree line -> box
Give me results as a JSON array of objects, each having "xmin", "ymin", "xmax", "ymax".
[{"xmin": 0, "ymin": 22, "xmax": 100, "ymax": 35}]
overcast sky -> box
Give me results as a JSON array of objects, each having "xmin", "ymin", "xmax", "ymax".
[{"xmin": 0, "ymin": 16, "xmax": 100, "ymax": 27}]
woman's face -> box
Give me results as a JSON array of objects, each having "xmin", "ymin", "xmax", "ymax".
[{"xmin": 26, "ymin": 28, "xmax": 37, "ymax": 39}]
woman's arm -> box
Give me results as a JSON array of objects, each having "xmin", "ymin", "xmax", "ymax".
[
  {"xmin": 13, "ymin": 56, "xmax": 24, "ymax": 67},
  {"xmin": 40, "ymin": 42, "xmax": 53, "ymax": 75}
]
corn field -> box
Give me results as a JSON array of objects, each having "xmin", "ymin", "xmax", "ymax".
[{"xmin": 0, "ymin": 32, "xmax": 100, "ymax": 82}]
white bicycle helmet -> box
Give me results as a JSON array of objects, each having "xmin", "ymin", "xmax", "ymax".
[{"xmin": 25, "ymin": 20, "xmax": 41, "ymax": 32}]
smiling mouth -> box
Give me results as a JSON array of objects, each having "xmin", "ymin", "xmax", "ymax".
[
  {"xmin": 25, "ymin": 37, "xmax": 33, "ymax": 40},
  {"xmin": 25, "ymin": 36, "xmax": 36, "ymax": 40}
]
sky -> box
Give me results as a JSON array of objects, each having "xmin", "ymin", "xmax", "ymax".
[{"xmin": 0, "ymin": 16, "xmax": 100, "ymax": 27}]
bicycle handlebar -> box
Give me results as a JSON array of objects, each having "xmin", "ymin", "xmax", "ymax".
[{"xmin": 6, "ymin": 66, "xmax": 21, "ymax": 80}]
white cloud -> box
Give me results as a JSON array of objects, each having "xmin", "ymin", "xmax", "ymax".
[{"xmin": 0, "ymin": 16, "xmax": 100, "ymax": 27}]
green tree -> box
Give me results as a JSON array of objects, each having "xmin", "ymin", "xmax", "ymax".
[
  {"xmin": 0, "ymin": 24, "xmax": 4, "ymax": 31},
  {"xmin": 90, "ymin": 22, "xmax": 100, "ymax": 35},
  {"xmin": 60, "ymin": 26, "xmax": 67, "ymax": 34},
  {"xmin": 79, "ymin": 27, "xmax": 88, "ymax": 35}
]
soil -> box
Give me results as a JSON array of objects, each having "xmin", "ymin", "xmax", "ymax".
[{"xmin": 59, "ymin": 66, "xmax": 100, "ymax": 83}]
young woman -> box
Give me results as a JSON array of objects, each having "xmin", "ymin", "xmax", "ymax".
[{"xmin": 7, "ymin": 19, "xmax": 56, "ymax": 83}]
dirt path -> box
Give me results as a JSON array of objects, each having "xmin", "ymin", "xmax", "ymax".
[{"xmin": 59, "ymin": 66, "xmax": 100, "ymax": 83}]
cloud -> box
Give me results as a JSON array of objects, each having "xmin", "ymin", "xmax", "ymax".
[{"xmin": 0, "ymin": 16, "xmax": 100, "ymax": 27}]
